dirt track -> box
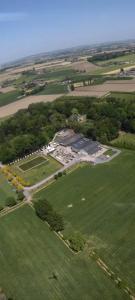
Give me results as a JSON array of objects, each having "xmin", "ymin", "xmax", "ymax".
[
  {"xmin": 70, "ymin": 79, "xmax": 135, "ymax": 97},
  {"xmin": 0, "ymin": 94, "xmax": 62, "ymax": 118}
]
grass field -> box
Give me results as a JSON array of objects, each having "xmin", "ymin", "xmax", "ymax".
[
  {"xmin": 19, "ymin": 156, "xmax": 47, "ymax": 171},
  {"xmin": 37, "ymin": 83, "xmax": 68, "ymax": 95},
  {"xmin": 11, "ymin": 154, "xmax": 62, "ymax": 185},
  {"xmin": 0, "ymin": 90, "xmax": 22, "ymax": 107},
  {"xmin": 0, "ymin": 171, "xmax": 16, "ymax": 207},
  {"xmin": 40, "ymin": 68, "xmax": 77, "ymax": 81},
  {"xmin": 34, "ymin": 150, "xmax": 135, "ymax": 292},
  {"xmin": 111, "ymin": 132, "xmax": 135, "ymax": 150},
  {"xmin": 0, "ymin": 205, "xmax": 128, "ymax": 300}
]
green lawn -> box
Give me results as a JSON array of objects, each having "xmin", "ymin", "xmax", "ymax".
[
  {"xmin": 0, "ymin": 171, "xmax": 17, "ymax": 207},
  {"xmin": 34, "ymin": 150, "xmax": 135, "ymax": 292},
  {"xmin": 11, "ymin": 154, "xmax": 62, "ymax": 185},
  {"xmin": 111, "ymin": 132, "xmax": 135, "ymax": 150},
  {"xmin": 0, "ymin": 205, "xmax": 128, "ymax": 300},
  {"xmin": 0, "ymin": 90, "xmax": 22, "ymax": 107}
]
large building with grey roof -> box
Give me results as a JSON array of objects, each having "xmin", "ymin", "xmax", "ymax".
[{"xmin": 55, "ymin": 129, "xmax": 102, "ymax": 156}]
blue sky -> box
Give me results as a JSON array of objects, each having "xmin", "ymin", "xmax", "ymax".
[{"xmin": 0, "ymin": 0, "xmax": 135, "ymax": 64}]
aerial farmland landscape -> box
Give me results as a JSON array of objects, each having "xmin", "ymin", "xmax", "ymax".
[{"xmin": 0, "ymin": 1, "xmax": 135, "ymax": 300}]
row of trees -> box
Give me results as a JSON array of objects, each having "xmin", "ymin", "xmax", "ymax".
[
  {"xmin": 0, "ymin": 96, "xmax": 135, "ymax": 163},
  {"xmin": 34, "ymin": 198, "xmax": 86, "ymax": 252},
  {"xmin": 34, "ymin": 198, "xmax": 64, "ymax": 232}
]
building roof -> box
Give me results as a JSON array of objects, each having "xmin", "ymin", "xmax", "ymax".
[
  {"xmin": 71, "ymin": 137, "xmax": 101, "ymax": 155},
  {"xmin": 82, "ymin": 142, "xmax": 101, "ymax": 155},
  {"xmin": 70, "ymin": 137, "xmax": 90, "ymax": 151},
  {"xmin": 55, "ymin": 129, "xmax": 102, "ymax": 155}
]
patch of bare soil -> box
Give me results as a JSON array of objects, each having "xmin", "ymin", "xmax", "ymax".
[
  {"xmin": 0, "ymin": 86, "xmax": 16, "ymax": 93},
  {"xmin": 0, "ymin": 72, "xmax": 20, "ymax": 84},
  {"xmin": 71, "ymin": 61, "xmax": 100, "ymax": 73}
]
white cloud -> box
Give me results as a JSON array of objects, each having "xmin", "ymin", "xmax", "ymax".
[{"xmin": 0, "ymin": 13, "xmax": 27, "ymax": 22}]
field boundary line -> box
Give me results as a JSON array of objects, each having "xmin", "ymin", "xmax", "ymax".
[
  {"xmin": 0, "ymin": 201, "xmax": 26, "ymax": 219},
  {"xmin": 89, "ymin": 250, "xmax": 135, "ymax": 299}
]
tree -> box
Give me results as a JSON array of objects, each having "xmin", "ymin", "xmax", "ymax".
[
  {"xmin": 71, "ymin": 108, "xmax": 79, "ymax": 116},
  {"xmin": 70, "ymin": 84, "xmax": 74, "ymax": 91},
  {"xmin": 34, "ymin": 199, "xmax": 64, "ymax": 232},
  {"xmin": 17, "ymin": 191, "xmax": 24, "ymax": 201},
  {"xmin": 68, "ymin": 232, "xmax": 86, "ymax": 252},
  {"xmin": 5, "ymin": 197, "xmax": 16, "ymax": 207},
  {"xmin": 34, "ymin": 199, "xmax": 53, "ymax": 220},
  {"xmin": 48, "ymin": 212, "xmax": 64, "ymax": 232},
  {"xmin": 0, "ymin": 205, "xmax": 4, "ymax": 212},
  {"xmin": 57, "ymin": 172, "xmax": 63, "ymax": 178}
]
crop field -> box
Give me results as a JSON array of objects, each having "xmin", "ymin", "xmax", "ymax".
[
  {"xmin": 0, "ymin": 94, "xmax": 61, "ymax": 118},
  {"xmin": 40, "ymin": 68, "xmax": 77, "ymax": 81},
  {"xmin": 19, "ymin": 156, "xmax": 48, "ymax": 171},
  {"xmin": 0, "ymin": 171, "xmax": 16, "ymax": 207},
  {"xmin": 107, "ymin": 91, "xmax": 135, "ymax": 101},
  {"xmin": 71, "ymin": 61, "xmax": 99, "ymax": 73},
  {"xmin": 70, "ymin": 79, "xmax": 135, "ymax": 97},
  {"xmin": 34, "ymin": 150, "xmax": 135, "ymax": 292},
  {"xmin": 37, "ymin": 83, "xmax": 68, "ymax": 95},
  {"xmin": 111, "ymin": 132, "xmax": 135, "ymax": 150},
  {"xmin": 0, "ymin": 72, "xmax": 20, "ymax": 84},
  {"xmin": 0, "ymin": 90, "xmax": 22, "ymax": 107},
  {"xmin": 0, "ymin": 205, "xmax": 128, "ymax": 300},
  {"xmin": 15, "ymin": 68, "xmax": 77, "ymax": 85},
  {"xmin": 6, "ymin": 60, "xmax": 72, "ymax": 76},
  {"xmin": 11, "ymin": 154, "xmax": 62, "ymax": 185},
  {"xmin": 90, "ymin": 53, "xmax": 135, "ymax": 75},
  {"xmin": 0, "ymin": 86, "xmax": 16, "ymax": 93},
  {"xmin": 97, "ymin": 53, "xmax": 135, "ymax": 66}
]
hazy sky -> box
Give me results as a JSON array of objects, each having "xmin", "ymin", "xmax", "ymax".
[{"xmin": 0, "ymin": 0, "xmax": 135, "ymax": 64}]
